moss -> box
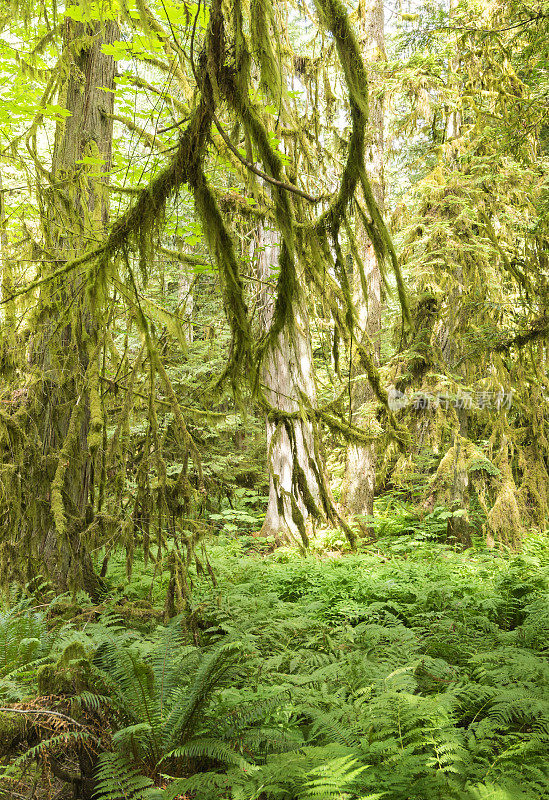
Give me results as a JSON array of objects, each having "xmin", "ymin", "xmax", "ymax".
[
  {"xmin": 313, "ymin": 0, "xmax": 368, "ymax": 119},
  {"xmin": 250, "ymin": 0, "xmax": 282, "ymax": 101},
  {"xmin": 45, "ymin": 601, "xmax": 85, "ymax": 620},
  {"xmin": 37, "ymin": 643, "xmax": 110, "ymax": 697},
  {"xmin": 1, "ymin": 0, "xmax": 419, "ymax": 595},
  {"xmin": 487, "ymin": 471, "xmax": 524, "ymax": 550},
  {"xmin": 0, "ymin": 711, "xmax": 28, "ymax": 757},
  {"xmin": 87, "ymin": 348, "xmax": 103, "ymax": 452},
  {"xmin": 116, "ymin": 600, "xmax": 163, "ymax": 624}
]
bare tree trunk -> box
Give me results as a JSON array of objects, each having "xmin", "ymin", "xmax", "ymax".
[
  {"xmin": 32, "ymin": 19, "xmax": 117, "ymax": 597},
  {"xmin": 445, "ymin": 0, "xmax": 462, "ymax": 144},
  {"xmin": 341, "ymin": 0, "xmax": 385, "ymax": 525},
  {"xmin": 178, "ymin": 268, "xmax": 194, "ymax": 343},
  {"xmin": 255, "ymin": 223, "xmax": 327, "ymax": 548}
]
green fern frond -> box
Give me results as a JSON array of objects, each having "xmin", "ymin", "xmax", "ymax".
[
  {"xmin": 468, "ymin": 782, "xmax": 532, "ymax": 800},
  {"xmin": 73, "ymin": 691, "xmax": 113, "ymax": 714},
  {"xmin": 112, "ymin": 722, "xmax": 155, "ymax": 750},
  {"xmin": 94, "ymin": 752, "xmax": 163, "ymax": 800},
  {"xmin": 167, "ymin": 736, "xmax": 250, "ymax": 768},
  {"xmin": 164, "ymin": 640, "xmax": 244, "ymax": 744},
  {"xmin": 9, "ymin": 729, "xmax": 96, "ymax": 770},
  {"xmin": 301, "ymin": 754, "xmax": 368, "ymax": 799},
  {"xmin": 297, "ymin": 706, "xmax": 358, "ymax": 746},
  {"xmin": 161, "ymin": 771, "xmax": 230, "ymax": 800}
]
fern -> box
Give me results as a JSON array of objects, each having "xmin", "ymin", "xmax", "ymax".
[
  {"xmin": 8, "ymin": 729, "xmax": 97, "ymax": 771},
  {"xmin": 468, "ymin": 783, "xmax": 534, "ymax": 800},
  {"xmin": 300, "ymin": 754, "xmax": 369, "ymax": 799},
  {"xmin": 94, "ymin": 752, "xmax": 162, "ymax": 800},
  {"xmin": 164, "ymin": 744, "xmax": 380, "ymax": 800},
  {"xmin": 164, "ymin": 640, "xmax": 244, "ymax": 744},
  {"xmin": 0, "ymin": 601, "xmax": 57, "ymax": 699},
  {"xmin": 3, "ymin": 532, "xmax": 548, "ymax": 800},
  {"xmin": 161, "ymin": 771, "xmax": 229, "ymax": 800},
  {"xmin": 94, "ymin": 629, "xmax": 285, "ymax": 779},
  {"xmin": 167, "ymin": 736, "xmax": 250, "ymax": 768}
]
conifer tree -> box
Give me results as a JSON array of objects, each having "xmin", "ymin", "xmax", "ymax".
[
  {"xmin": 0, "ymin": 11, "xmax": 117, "ymax": 595},
  {"xmin": 341, "ymin": 0, "xmax": 386, "ymax": 525},
  {"xmin": 386, "ymin": 0, "xmax": 549, "ymax": 547}
]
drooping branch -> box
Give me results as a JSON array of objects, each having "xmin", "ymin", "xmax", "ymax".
[
  {"xmin": 212, "ymin": 112, "xmax": 321, "ymax": 203},
  {"xmin": 495, "ymin": 315, "xmax": 549, "ymax": 352}
]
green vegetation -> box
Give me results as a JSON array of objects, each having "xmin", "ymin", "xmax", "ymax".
[
  {"xmin": 0, "ymin": 0, "xmax": 548, "ymax": 796},
  {"xmin": 1, "ymin": 533, "xmax": 548, "ymax": 799}
]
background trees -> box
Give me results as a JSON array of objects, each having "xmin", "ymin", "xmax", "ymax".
[
  {"xmin": 0, "ymin": 0, "xmax": 546, "ymax": 599},
  {"xmin": 383, "ymin": 0, "xmax": 549, "ymax": 547}
]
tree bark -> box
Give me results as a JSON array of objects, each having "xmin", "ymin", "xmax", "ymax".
[
  {"xmin": 440, "ymin": 0, "xmax": 471, "ymax": 547},
  {"xmin": 341, "ymin": 0, "xmax": 385, "ymax": 525},
  {"xmin": 255, "ymin": 223, "xmax": 327, "ymax": 548},
  {"xmin": 178, "ymin": 268, "xmax": 194, "ymax": 343},
  {"xmin": 31, "ymin": 18, "xmax": 118, "ymax": 597},
  {"xmin": 0, "ymin": 171, "xmax": 16, "ymax": 378}
]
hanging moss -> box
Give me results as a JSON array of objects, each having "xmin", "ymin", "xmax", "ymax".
[
  {"xmin": 191, "ymin": 164, "xmax": 252, "ymax": 390},
  {"xmin": 0, "ymin": 0, "xmax": 426, "ymax": 585},
  {"xmin": 250, "ymin": 0, "xmax": 282, "ymax": 101},
  {"xmin": 50, "ymin": 397, "xmax": 83, "ymax": 539},
  {"xmin": 313, "ymin": 0, "xmax": 368, "ymax": 120}
]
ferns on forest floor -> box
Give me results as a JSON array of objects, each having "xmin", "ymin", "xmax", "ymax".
[
  {"xmin": 0, "ymin": 598, "xmax": 58, "ymax": 701},
  {"xmin": 174, "ymin": 539, "xmax": 549, "ymax": 800},
  {"xmin": 1, "ymin": 538, "xmax": 548, "ymax": 800}
]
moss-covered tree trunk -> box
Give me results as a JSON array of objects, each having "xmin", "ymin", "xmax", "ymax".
[
  {"xmin": 438, "ymin": 0, "xmax": 471, "ymax": 548},
  {"xmin": 178, "ymin": 267, "xmax": 194, "ymax": 343},
  {"xmin": 341, "ymin": 0, "xmax": 384, "ymax": 525},
  {"xmin": 256, "ymin": 223, "xmax": 327, "ymax": 548},
  {"xmin": 31, "ymin": 18, "xmax": 117, "ymax": 597},
  {"xmin": 0, "ymin": 171, "xmax": 16, "ymax": 377}
]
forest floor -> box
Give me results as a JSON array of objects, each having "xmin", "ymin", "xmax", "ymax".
[{"xmin": 1, "ymin": 533, "xmax": 548, "ymax": 800}]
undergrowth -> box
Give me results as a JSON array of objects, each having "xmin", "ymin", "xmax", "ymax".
[{"xmin": 0, "ymin": 535, "xmax": 547, "ymax": 799}]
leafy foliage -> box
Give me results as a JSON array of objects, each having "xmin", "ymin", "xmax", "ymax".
[
  {"xmin": 94, "ymin": 753, "xmax": 163, "ymax": 800},
  {"xmin": 0, "ymin": 597, "xmax": 57, "ymax": 701},
  {"xmin": 143, "ymin": 537, "xmax": 549, "ymax": 800}
]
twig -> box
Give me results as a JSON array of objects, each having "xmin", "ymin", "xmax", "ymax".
[
  {"xmin": 212, "ymin": 112, "xmax": 321, "ymax": 204},
  {"xmin": 0, "ymin": 708, "xmax": 85, "ymax": 727}
]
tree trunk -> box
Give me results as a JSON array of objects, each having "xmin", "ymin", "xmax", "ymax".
[
  {"xmin": 0, "ymin": 171, "xmax": 16, "ymax": 378},
  {"xmin": 178, "ymin": 268, "xmax": 194, "ymax": 343},
  {"xmin": 440, "ymin": 0, "xmax": 471, "ymax": 547},
  {"xmin": 341, "ymin": 0, "xmax": 385, "ymax": 525},
  {"xmin": 255, "ymin": 223, "xmax": 327, "ymax": 548},
  {"xmin": 445, "ymin": 0, "xmax": 462, "ymax": 144},
  {"xmin": 31, "ymin": 18, "xmax": 117, "ymax": 597}
]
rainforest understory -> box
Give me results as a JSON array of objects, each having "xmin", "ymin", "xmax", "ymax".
[{"xmin": 0, "ymin": 0, "xmax": 548, "ymax": 797}]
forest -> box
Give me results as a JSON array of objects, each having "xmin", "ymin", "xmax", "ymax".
[{"xmin": 0, "ymin": 0, "xmax": 548, "ymax": 797}]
